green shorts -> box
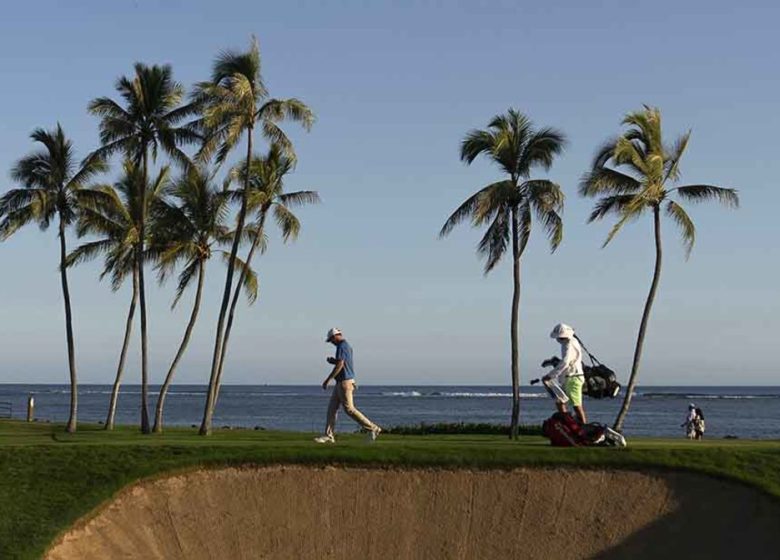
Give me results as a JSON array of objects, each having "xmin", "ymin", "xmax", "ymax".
[{"xmin": 564, "ymin": 376, "xmax": 584, "ymax": 407}]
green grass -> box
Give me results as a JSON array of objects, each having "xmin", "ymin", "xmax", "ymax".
[{"xmin": 1, "ymin": 419, "xmax": 779, "ymax": 560}]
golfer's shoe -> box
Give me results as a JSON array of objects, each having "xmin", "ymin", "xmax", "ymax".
[
  {"xmin": 367, "ymin": 426, "xmax": 382, "ymax": 442},
  {"xmin": 313, "ymin": 434, "xmax": 335, "ymax": 444}
]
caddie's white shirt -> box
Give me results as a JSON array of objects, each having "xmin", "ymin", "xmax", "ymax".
[{"xmin": 549, "ymin": 338, "xmax": 584, "ymax": 380}]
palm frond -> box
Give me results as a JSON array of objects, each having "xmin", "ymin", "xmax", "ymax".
[
  {"xmin": 257, "ymin": 98, "xmax": 315, "ymax": 131},
  {"xmin": 520, "ymin": 127, "xmax": 567, "ymax": 173},
  {"xmin": 473, "ymin": 181, "xmax": 515, "ymax": 228},
  {"xmin": 242, "ymin": 226, "xmax": 269, "ymax": 253},
  {"xmin": 0, "ymin": 204, "xmax": 39, "ymax": 240},
  {"xmin": 587, "ymin": 194, "xmax": 639, "ymax": 223},
  {"xmin": 674, "ymin": 185, "xmax": 739, "ymax": 208},
  {"xmin": 664, "ymin": 130, "xmax": 690, "ymax": 183},
  {"xmin": 75, "ymin": 206, "xmax": 130, "ymax": 239},
  {"xmin": 273, "ymin": 204, "xmax": 301, "ymax": 242},
  {"xmin": 477, "ymin": 207, "xmax": 510, "ymax": 274},
  {"xmin": 172, "ymin": 258, "xmax": 201, "ymax": 308},
  {"xmin": 106, "ymin": 249, "xmax": 136, "ymax": 291},
  {"xmin": 64, "ymin": 239, "xmax": 114, "ymax": 268},
  {"xmin": 10, "ymin": 152, "xmax": 55, "ymax": 189},
  {"xmin": 603, "ymin": 197, "xmax": 649, "ymax": 247},
  {"xmin": 516, "ymin": 203, "xmax": 532, "ymax": 256},
  {"xmin": 85, "ymin": 136, "xmax": 137, "ymax": 164},
  {"xmin": 260, "ymin": 120, "xmax": 294, "ymax": 156},
  {"xmin": 87, "ymin": 97, "xmax": 131, "ymax": 120},
  {"xmin": 579, "ymin": 167, "xmax": 641, "ymax": 197},
  {"xmin": 220, "ymin": 251, "xmax": 259, "ymax": 303},
  {"xmin": 278, "ymin": 190, "xmax": 320, "ymax": 207},
  {"xmin": 613, "ymin": 136, "xmax": 650, "ymax": 177},
  {"xmin": 439, "ymin": 181, "xmax": 509, "ymax": 238},
  {"xmin": 526, "ymin": 180, "xmax": 564, "ymax": 251},
  {"xmin": 666, "ymin": 200, "xmax": 696, "ymax": 258},
  {"xmin": 590, "ymin": 138, "xmax": 619, "ymax": 169},
  {"xmin": 0, "ymin": 188, "xmax": 47, "ymax": 216},
  {"xmin": 460, "ymin": 129, "xmax": 495, "ymax": 164}
]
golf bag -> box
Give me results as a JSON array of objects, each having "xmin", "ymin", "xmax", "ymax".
[
  {"xmin": 584, "ymin": 363, "xmax": 621, "ymax": 399},
  {"xmin": 542, "ymin": 412, "xmax": 587, "ymax": 446},
  {"xmin": 542, "ymin": 412, "xmax": 627, "ymax": 448},
  {"xmin": 576, "ymin": 335, "xmax": 621, "ymax": 399}
]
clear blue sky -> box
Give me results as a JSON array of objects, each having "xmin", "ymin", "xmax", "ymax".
[{"xmin": 0, "ymin": 1, "xmax": 777, "ymax": 385}]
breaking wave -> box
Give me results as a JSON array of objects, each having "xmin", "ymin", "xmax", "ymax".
[
  {"xmin": 381, "ymin": 391, "xmax": 546, "ymax": 399},
  {"xmin": 639, "ymin": 392, "xmax": 780, "ymax": 400}
]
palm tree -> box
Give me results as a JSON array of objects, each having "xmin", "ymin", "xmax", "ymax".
[
  {"xmin": 580, "ymin": 105, "xmax": 739, "ymax": 432},
  {"xmin": 87, "ymin": 62, "xmax": 199, "ymax": 433},
  {"xmin": 193, "ymin": 37, "xmax": 314, "ymax": 435},
  {"xmin": 0, "ymin": 125, "xmax": 106, "ymax": 433},
  {"xmin": 212, "ymin": 146, "xmax": 320, "ymax": 402},
  {"xmin": 67, "ymin": 162, "xmax": 170, "ymax": 430},
  {"xmin": 150, "ymin": 166, "xmax": 258, "ymax": 433},
  {"xmin": 440, "ymin": 109, "xmax": 566, "ymax": 439}
]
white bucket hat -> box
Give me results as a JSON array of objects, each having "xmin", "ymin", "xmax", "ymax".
[
  {"xmin": 325, "ymin": 327, "xmax": 342, "ymax": 342},
  {"xmin": 550, "ymin": 323, "xmax": 575, "ymax": 340}
]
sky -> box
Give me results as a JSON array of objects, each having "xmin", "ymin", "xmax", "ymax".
[{"xmin": 0, "ymin": 1, "xmax": 777, "ymax": 386}]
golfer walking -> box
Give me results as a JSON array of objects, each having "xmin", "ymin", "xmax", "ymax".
[{"xmin": 314, "ymin": 328, "xmax": 381, "ymax": 443}]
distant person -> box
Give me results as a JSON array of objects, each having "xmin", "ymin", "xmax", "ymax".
[
  {"xmin": 693, "ymin": 406, "xmax": 706, "ymax": 440},
  {"xmin": 542, "ymin": 323, "xmax": 587, "ymax": 424},
  {"xmin": 314, "ymin": 328, "xmax": 382, "ymax": 444},
  {"xmin": 682, "ymin": 403, "xmax": 698, "ymax": 439}
]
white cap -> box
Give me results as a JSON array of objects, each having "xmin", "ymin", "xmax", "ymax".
[
  {"xmin": 550, "ymin": 323, "xmax": 575, "ymax": 340},
  {"xmin": 325, "ymin": 327, "xmax": 342, "ymax": 342},
  {"xmin": 689, "ymin": 403, "xmax": 696, "ymax": 409}
]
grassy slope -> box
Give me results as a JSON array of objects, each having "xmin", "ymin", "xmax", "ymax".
[{"xmin": 1, "ymin": 420, "xmax": 779, "ymax": 560}]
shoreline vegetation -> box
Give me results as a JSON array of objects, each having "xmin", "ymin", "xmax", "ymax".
[
  {"xmin": 1, "ymin": 420, "xmax": 779, "ymax": 559},
  {"xmin": 0, "ymin": 35, "xmax": 740, "ymax": 437}
]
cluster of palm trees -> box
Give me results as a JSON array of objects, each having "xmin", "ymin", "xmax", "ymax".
[
  {"xmin": 0, "ymin": 36, "xmax": 740, "ymax": 438},
  {"xmin": 441, "ymin": 106, "xmax": 739, "ymax": 437},
  {"xmin": 0, "ymin": 38, "xmax": 318, "ymax": 435}
]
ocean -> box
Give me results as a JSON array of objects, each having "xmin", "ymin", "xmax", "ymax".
[{"xmin": 1, "ymin": 384, "xmax": 778, "ymax": 439}]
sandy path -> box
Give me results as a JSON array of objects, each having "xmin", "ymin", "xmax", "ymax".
[{"xmin": 45, "ymin": 466, "xmax": 780, "ymax": 560}]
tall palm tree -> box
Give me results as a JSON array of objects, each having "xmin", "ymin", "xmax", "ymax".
[
  {"xmin": 193, "ymin": 37, "xmax": 314, "ymax": 435},
  {"xmin": 87, "ymin": 62, "xmax": 199, "ymax": 433},
  {"xmin": 150, "ymin": 166, "xmax": 258, "ymax": 433},
  {"xmin": 440, "ymin": 109, "xmax": 566, "ymax": 439},
  {"xmin": 580, "ymin": 105, "xmax": 739, "ymax": 432},
  {"xmin": 0, "ymin": 125, "xmax": 106, "ymax": 433},
  {"xmin": 212, "ymin": 146, "xmax": 320, "ymax": 402},
  {"xmin": 67, "ymin": 162, "xmax": 170, "ymax": 430}
]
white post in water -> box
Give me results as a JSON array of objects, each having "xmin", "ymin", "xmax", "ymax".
[{"xmin": 27, "ymin": 394, "xmax": 34, "ymax": 422}]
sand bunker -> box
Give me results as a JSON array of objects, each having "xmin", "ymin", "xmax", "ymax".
[{"xmin": 46, "ymin": 466, "xmax": 780, "ymax": 560}]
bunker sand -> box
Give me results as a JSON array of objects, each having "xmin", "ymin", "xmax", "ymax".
[{"xmin": 46, "ymin": 466, "xmax": 780, "ymax": 560}]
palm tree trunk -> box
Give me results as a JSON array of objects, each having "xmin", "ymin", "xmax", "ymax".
[
  {"xmin": 213, "ymin": 211, "xmax": 267, "ymax": 406},
  {"xmin": 509, "ymin": 206, "xmax": 522, "ymax": 439},
  {"xmin": 106, "ymin": 267, "xmax": 138, "ymax": 430},
  {"xmin": 138, "ymin": 151, "xmax": 151, "ymax": 434},
  {"xmin": 200, "ymin": 126, "xmax": 254, "ymax": 436},
  {"xmin": 58, "ymin": 217, "xmax": 78, "ymax": 434},
  {"xmin": 153, "ymin": 261, "xmax": 205, "ymax": 433},
  {"xmin": 613, "ymin": 205, "xmax": 663, "ymax": 432}
]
